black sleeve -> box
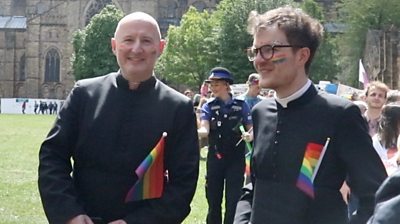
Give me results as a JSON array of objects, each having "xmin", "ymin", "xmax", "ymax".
[
  {"xmin": 368, "ymin": 170, "xmax": 400, "ymax": 224},
  {"xmin": 234, "ymin": 183, "xmax": 253, "ymax": 224},
  {"xmin": 335, "ymin": 104, "xmax": 387, "ymax": 224},
  {"xmin": 38, "ymin": 83, "xmax": 86, "ymax": 223},
  {"xmin": 123, "ymin": 99, "xmax": 200, "ymax": 224}
]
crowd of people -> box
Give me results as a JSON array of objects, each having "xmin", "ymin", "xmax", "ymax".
[
  {"xmin": 37, "ymin": 6, "xmax": 400, "ymax": 224},
  {"xmin": 33, "ymin": 101, "xmax": 59, "ymax": 115}
]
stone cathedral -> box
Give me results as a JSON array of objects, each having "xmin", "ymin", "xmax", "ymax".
[
  {"xmin": 2, "ymin": 0, "xmax": 396, "ymax": 100},
  {"xmin": 0, "ymin": 0, "xmax": 220, "ymax": 99}
]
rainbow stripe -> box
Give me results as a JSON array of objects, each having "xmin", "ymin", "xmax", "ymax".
[
  {"xmin": 271, "ymin": 53, "xmax": 287, "ymax": 64},
  {"xmin": 245, "ymin": 152, "xmax": 251, "ymax": 176},
  {"xmin": 125, "ymin": 132, "xmax": 167, "ymax": 202},
  {"xmin": 296, "ymin": 139, "xmax": 330, "ymax": 198}
]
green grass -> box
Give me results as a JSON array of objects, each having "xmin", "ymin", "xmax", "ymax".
[{"xmin": 0, "ymin": 114, "xmax": 208, "ymax": 224}]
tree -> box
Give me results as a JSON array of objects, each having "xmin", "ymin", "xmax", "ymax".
[
  {"xmin": 71, "ymin": 5, "xmax": 123, "ymax": 80},
  {"xmin": 156, "ymin": 7, "xmax": 218, "ymax": 89},
  {"xmin": 157, "ymin": 0, "xmax": 295, "ymax": 89},
  {"xmin": 301, "ymin": 0, "xmax": 340, "ymax": 83},
  {"xmin": 337, "ymin": 0, "xmax": 400, "ymax": 85}
]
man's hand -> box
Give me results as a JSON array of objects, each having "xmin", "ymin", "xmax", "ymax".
[
  {"xmin": 340, "ymin": 182, "xmax": 351, "ymax": 205},
  {"xmin": 109, "ymin": 220, "xmax": 127, "ymax": 224},
  {"xmin": 197, "ymin": 127, "xmax": 208, "ymax": 138},
  {"xmin": 67, "ymin": 215, "xmax": 94, "ymax": 224},
  {"xmin": 242, "ymin": 131, "xmax": 253, "ymax": 143}
]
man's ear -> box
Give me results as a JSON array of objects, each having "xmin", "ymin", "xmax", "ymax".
[
  {"xmin": 297, "ymin": 47, "xmax": 310, "ymax": 66},
  {"xmin": 111, "ymin": 38, "xmax": 116, "ymax": 55},
  {"xmin": 159, "ymin": 39, "xmax": 166, "ymax": 53}
]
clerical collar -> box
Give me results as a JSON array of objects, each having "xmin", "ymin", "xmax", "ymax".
[
  {"xmin": 275, "ymin": 79, "xmax": 312, "ymax": 108},
  {"xmin": 116, "ymin": 72, "xmax": 156, "ymax": 92}
]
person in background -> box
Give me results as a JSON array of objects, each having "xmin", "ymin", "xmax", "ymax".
[
  {"xmin": 372, "ymin": 103, "xmax": 400, "ymax": 176},
  {"xmin": 367, "ymin": 168, "xmax": 400, "ymax": 224},
  {"xmin": 198, "ymin": 67, "xmax": 253, "ymax": 224},
  {"xmin": 386, "ymin": 90, "xmax": 400, "ymax": 104},
  {"xmin": 238, "ymin": 73, "xmax": 264, "ymax": 110},
  {"xmin": 34, "ymin": 101, "xmax": 39, "ymax": 114},
  {"xmin": 344, "ymin": 81, "xmax": 389, "ymax": 216},
  {"xmin": 184, "ymin": 89, "xmax": 194, "ymax": 100},
  {"xmin": 364, "ymin": 81, "xmax": 389, "ymax": 137},
  {"xmin": 21, "ymin": 100, "xmax": 27, "ymax": 114},
  {"xmin": 38, "ymin": 12, "xmax": 199, "ymax": 224},
  {"xmin": 234, "ymin": 6, "xmax": 387, "ymax": 224}
]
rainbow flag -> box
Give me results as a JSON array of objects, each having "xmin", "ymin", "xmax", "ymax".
[
  {"xmin": 296, "ymin": 138, "xmax": 330, "ymax": 198},
  {"xmin": 239, "ymin": 125, "xmax": 253, "ymax": 176},
  {"xmin": 125, "ymin": 132, "xmax": 167, "ymax": 202}
]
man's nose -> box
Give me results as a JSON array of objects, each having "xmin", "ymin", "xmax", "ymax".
[{"xmin": 130, "ymin": 40, "xmax": 143, "ymax": 52}]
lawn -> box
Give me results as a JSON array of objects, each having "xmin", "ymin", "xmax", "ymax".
[{"xmin": 0, "ymin": 114, "xmax": 208, "ymax": 224}]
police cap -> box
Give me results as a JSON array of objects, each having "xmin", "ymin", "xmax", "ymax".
[{"xmin": 205, "ymin": 67, "xmax": 234, "ymax": 85}]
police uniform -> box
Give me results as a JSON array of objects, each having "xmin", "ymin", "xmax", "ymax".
[{"xmin": 200, "ymin": 67, "xmax": 252, "ymax": 224}]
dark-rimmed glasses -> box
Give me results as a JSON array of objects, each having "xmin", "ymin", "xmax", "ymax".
[{"xmin": 246, "ymin": 44, "xmax": 303, "ymax": 61}]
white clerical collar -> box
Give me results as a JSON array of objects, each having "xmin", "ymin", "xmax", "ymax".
[{"xmin": 275, "ymin": 79, "xmax": 312, "ymax": 108}]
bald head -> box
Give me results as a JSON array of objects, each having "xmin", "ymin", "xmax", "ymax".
[{"xmin": 114, "ymin": 12, "xmax": 161, "ymax": 39}]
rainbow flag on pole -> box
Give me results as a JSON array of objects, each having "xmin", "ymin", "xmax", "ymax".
[
  {"xmin": 239, "ymin": 125, "xmax": 253, "ymax": 176},
  {"xmin": 296, "ymin": 138, "xmax": 330, "ymax": 198},
  {"xmin": 125, "ymin": 132, "xmax": 167, "ymax": 202}
]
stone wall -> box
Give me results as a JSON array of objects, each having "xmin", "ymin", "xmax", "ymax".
[{"xmin": 364, "ymin": 27, "xmax": 400, "ymax": 89}]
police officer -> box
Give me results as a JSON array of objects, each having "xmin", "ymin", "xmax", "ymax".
[{"xmin": 198, "ymin": 67, "xmax": 253, "ymax": 224}]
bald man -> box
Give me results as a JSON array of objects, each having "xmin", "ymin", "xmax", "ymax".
[{"xmin": 38, "ymin": 12, "xmax": 199, "ymax": 224}]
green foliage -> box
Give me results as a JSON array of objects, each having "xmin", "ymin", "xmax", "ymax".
[
  {"xmin": 156, "ymin": 7, "xmax": 218, "ymax": 89},
  {"xmin": 337, "ymin": 0, "xmax": 400, "ymax": 85},
  {"xmin": 157, "ymin": 0, "xmax": 295, "ymax": 89},
  {"xmin": 301, "ymin": 0, "xmax": 340, "ymax": 82},
  {"xmin": 71, "ymin": 5, "xmax": 123, "ymax": 80}
]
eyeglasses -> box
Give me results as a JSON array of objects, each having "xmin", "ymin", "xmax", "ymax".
[{"xmin": 246, "ymin": 44, "xmax": 303, "ymax": 61}]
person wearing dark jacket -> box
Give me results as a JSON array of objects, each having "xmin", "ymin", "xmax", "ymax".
[
  {"xmin": 368, "ymin": 169, "xmax": 400, "ymax": 224},
  {"xmin": 234, "ymin": 6, "xmax": 387, "ymax": 224},
  {"xmin": 38, "ymin": 12, "xmax": 199, "ymax": 224},
  {"xmin": 198, "ymin": 67, "xmax": 253, "ymax": 224}
]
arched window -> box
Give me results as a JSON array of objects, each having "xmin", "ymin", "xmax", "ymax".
[
  {"xmin": 85, "ymin": 0, "xmax": 113, "ymax": 25},
  {"xmin": 45, "ymin": 49, "xmax": 60, "ymax": 83},
  {"xmin": 19, "ymin": 54, "xmax": 26, "ymax": 81}
]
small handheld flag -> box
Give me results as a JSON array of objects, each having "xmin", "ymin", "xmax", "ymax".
[
  {"xmin": 359, "ymin": 59, "xmax": 369, "ymax": 89},
  {"xmin": 239, "ymin": 125, "xmax": 253, "ymax": 176},
  {"xmin": 125, "ymin": 132, "xmax": 167, "ymax": 202},
  {"xmin": 296, "ymin": 138, "xmax": 330, "ymax": 198}
]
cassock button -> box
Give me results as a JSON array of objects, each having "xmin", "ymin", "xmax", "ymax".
[
  {"xmin": 276, "ymin": 130, "xmax": 280, "ymax": 134},
  {"xmin": 274, "ymin": 140, "xmax": 278, "ymax": 144}
]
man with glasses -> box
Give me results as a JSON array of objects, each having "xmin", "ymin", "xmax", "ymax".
[{"xmin": 234, "ymin": 6, "xmax": 386, "ymax": 224}]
